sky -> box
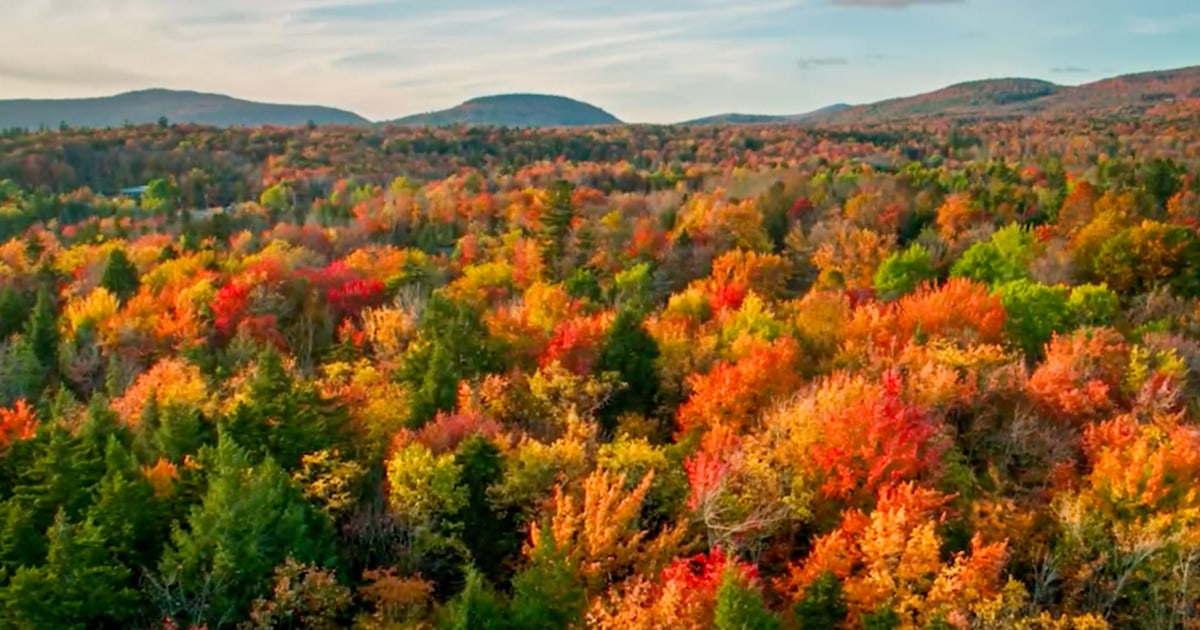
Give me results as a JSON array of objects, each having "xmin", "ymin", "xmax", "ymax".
[{"xmin": 3, "ymin": 0, "xmax": 1198, "ymax": 123}]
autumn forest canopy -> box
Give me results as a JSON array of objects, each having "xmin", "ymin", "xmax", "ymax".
[{"xmin": 2, "ymin": 103, "xmax": 1200, "ymax": 630}]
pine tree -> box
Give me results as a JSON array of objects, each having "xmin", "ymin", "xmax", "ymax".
[
  {"xmin": 453, "ymin": 435, "xmax": 519, "ymax": 583},
  {"xmin": 439, "ymin": 567, "xmax": 511, "ymax": 630},
  {"xmin": 99, "ymin": 248, "xmax": 140, "ymax": 301},
  {"xmin": 597, "ymin": 307, "xmax": 661, "ymax": 434},
  {"xmin": 539, "ymin": 179, "xmax": 576, "ymax": 279},
  {"xmin": 713, "ymin": 569, "xmax": 781, "ymax": 630},
  {"xmin": 155, "ymin": 433, "xmax": 337, "ymax": 627},
  {"xmin": 24, "ymin": 285, "xmax": 58, "ymax": 375},
  {"xmin": 0, "ymin": 285, "xmax": 28, "ymax": 339},
  {"xmin": 794, "ymin": 571, "xmax": 848, "ymax": 629},
  {"xmin": 1, "ymin": 510, "xmax": 141, "ymax": 629}
]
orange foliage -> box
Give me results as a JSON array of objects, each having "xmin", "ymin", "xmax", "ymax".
[
  {"xmin": 1027, "ymin": 328, "xmax": 1128, "ymax": 424},
  {"xmin": 0, "ymin": 399, "xmax": 37, "ymax": 450},
  {"xmin": 677, "ymin": 336, "xmax": 802, "ymax": 434},
  {"xmin": 112, "ymin": 358, "xmax": 209, "ymax": 426}
]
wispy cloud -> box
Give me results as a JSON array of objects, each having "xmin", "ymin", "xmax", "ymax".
[
  {"xmin": 830, "ymin": 0, "xmax": 964, "ymax": 8},
  {"xmin": 0, "ymin": 59, "xmax": 150, "ymax": 87},
  {"xmin": 798, "ymin": 56, "xmax": 850, "ymax": 69},
  {"xmin": 1050, "ymin": 66, "xmax": 1090, "ymax": 74}
]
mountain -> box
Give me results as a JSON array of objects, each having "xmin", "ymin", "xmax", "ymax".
[
  {"xmin": 812, "ymin": 66, "xmax": 1200, "ymax": 124},
  {"xmin": 679, "ymin": 104, "xmax": 851, "ymax": 126},
  {"xmin": 0, "ymin": 89, "xmax": 369, "ymax": 130},
  {"xmin": 389, "ymin": 94, "xmax": 622, "ymax": 127}
]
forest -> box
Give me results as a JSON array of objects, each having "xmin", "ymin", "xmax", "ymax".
[{"xmin": 0, "ymin": 106, "xmax": 1199, "ymax": 629}]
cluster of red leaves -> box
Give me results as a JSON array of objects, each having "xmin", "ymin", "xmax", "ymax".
[
  {"xmin": 809, "ymin": 371, "xmax": 948, "ymax": 503},
  {"xmin": 540, "ymin": 313, "xmax": 611, "ymax": 375},
  {"xmin": 684, "ymin": 425, "xmax": 741, "ymax": 511},
  {"xmin": 1027, "ymin": 327, "xmax": 1128, "ymax": 424},
  {"xmin": 0, "ymin": 399, "xmax": 37, "ymax": 451},
  {"xmin": 677, "ymin": 336, "xmax": 803, "ymax": 435}
]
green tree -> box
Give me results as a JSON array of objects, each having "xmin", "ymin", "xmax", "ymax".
[
  {"xmin": 793, "ymin": 571, "xmax": 847, "ymax": 630},
  {"xmin": 0, "ymin": 285, "xmax": 28, "ymax": 339},
  {"xmin": 24, "ymin": 285, "xmax": 58, "ymax": 373},
  {"xmin": 453, "ymin": 435, "xmax": 518, "ymax": 584},
  {"xmin": 439, "ymin": 566, "xmax": 511, "ymax": 630},
  {"xmin": 221, "ymin": 350, "xmax": 349, "ymax": 471},
  {"xmin": 1068, "ymin": 283, "xmax": 1120, "ymax": 327},
  {"xmin": 596, "ymin": 307, "xmax": 661, "ymax": 433},
  {"xmin": 155, "ymin": 433, "xmax": 337, "ymax": 628},
  {"xmin": 99, "ymin": 248, "xmax": 141, "ymax": 301},
  {"xmin": 400, "ymin": 292, "xmax": 499, "ymax": 426},
  {"xmin": 950, "ymin": 223, "xmax": 1034, "ymax": 286},
  {"xmin": 509, "ymin": 529, "xmax": 586, "ymax": 630},
  {"xmin": 995, "ymin": 279, "xmax": 1072, "ymax": 358},
  {"xmin": 1, "ymin": 511, "xmax": 141, "ymax": 629},
  {"xmin": 539, "ymin": 179, "xmax": 576, "ymax": 278},
  {"xmin": 142, "ymin": 177, "xmax": 180, "ymax": 215},
  {"xmin": 713, "ymin": 569, "xmax": 781, "ymax": 630},
  {"xmin": 873, "ymin": 243, "xmax": 937, "ymax": 300}
]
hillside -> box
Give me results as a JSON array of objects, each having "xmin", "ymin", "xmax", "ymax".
[
  {"xmin": 679, "ymin": 104, "xmax": 851, "ymax": 126},
  {"xmin": 0, "ymin": 89, "xmax": 369, "ymax": 130},
  {"xmin": 389, "ymin": 94, "xmax": 622, "ymax": 127},
  {"xmin": 812, "ymin": 65, "xmax": 1200, "ymax": 123}
]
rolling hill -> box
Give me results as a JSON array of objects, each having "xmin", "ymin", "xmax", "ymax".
[
  {"xmin": 679, "ymin": 104, "xmax": 851, "ymax": 126},
  {"xmin": 0, "ymin": 89, "xmax": 369, "ymax": 130},
  {"xmin": 811, "ymin": 65, "xmax": 1200, "ymax": 124},
  {"xmin": 389, "ymin": 94, "xmax": 622, "ymax": 127}
]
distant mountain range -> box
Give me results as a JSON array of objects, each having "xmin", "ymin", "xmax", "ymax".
[
  {"xmin": 387, "ymin": 94, "xmax": 622, "ymax": 128},
  {"xmin": 679, "ymin": 104, "xmax": 852, "ymax": 126},
  {"xmin": 0, "ymin": 89, "xmax": 368, "ymax": 129},
  {"xmin": 809, "ymin": 66, "xmax": 1200, "ymax": 124},
  {"xmin": 2, "ymin": 65, "xmax": 1198, "ymax": 131}
]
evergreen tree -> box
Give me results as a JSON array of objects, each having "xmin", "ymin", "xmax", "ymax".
[
  {"xmin": 596, "ymin": 307, "xmax": 661, "ymax": 434},
  {"xmin": 453, "ymin": 435, "xmax": 519, "ymax": 583},
  {"xmin": 1, "ymin": 510, "xmax": 141, "ymax": 629},
  {"xmin": 538, "ymin": 179, "xmax": 576, "ymax": 278},
  {"xmin": 99, "ymin": 248, "xmax": 141, "ymax": 301},
  {"xmin": 221, "ymin": 349, "xmax": 349, "ymax": 471},
  {"xmin": 24, "ymin": 285, "xmax": 58, "ymax": 374},
  {"xmin": 0, "ymin": 285, "xmax": 28, "ymax": 339},
  {"xmin": 713, "ymin": 570, "xmax": 781, "ymax": 630},
  {"xmin": 794, "ymin": 571, "xmax": 848, "ymax": 629},
  {"xmin": 509, "ymin": 529, "xmax": 586, "ymax": 630},
  {"xmin": 400, "ymin": 292, "xmax": 499, "ymax": 426},
  {"xmin": 439, "ymin": 566, "xmax": 510, "ymax": 630},
  {"xmin": 155, "ymin": 433, "xmax": 337, "ymax": 627}
]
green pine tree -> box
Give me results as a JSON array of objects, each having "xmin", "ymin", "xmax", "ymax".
[
  {"xmin": 156, "ymin": 433, "xmax": 337, "ymax": 627},
  {"xmin": 99, "ymin": 248, "xmax": 141, "ymax": 301},
  {"xmin": 713, "ymin": 569, "xmax": 781, "ymax": 630},
  {"xmin": 439, "ymin": 566, "xmax": 511, "ymax": 630},
  {"xmin": 24, "ymin": 286, "xmax": 58, "ymax": 375}
]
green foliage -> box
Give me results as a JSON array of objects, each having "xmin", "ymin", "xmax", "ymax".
[
  {"xmin": 1, "ymin": 510, "xmax": 141, "ymax": 629},
  {"xmin": 613, "ymin": 262, "xmax": 655, "ymax": 314},
  {"xmin": 156, "ymin": 433, "xmax": 336, "ymax": 628},
  {"xmin": 1092, "ymin": 221, "xmax": 1200, "ymax": 297},
  {"xmin": 439, "ymin": 566, "xmax": 511, "ymax": 630},
  {"xmin": 1068, "ymin": 283, "xmax": 1120, "ymax": 326},
  {"xmin": 99, "ymin": 248, "xmax": 140, "ymax": 300},
  {"xmin": 950, "ymin": 223, "xmax": 1034, "ymax": 286},
  {"xmin": 509, "ymin": 529, "xmax": 586, "ymax": 630},
  {"xmin": 597, "ymin": 307, "xmax": 661, "ymax": 432},
  {"xmin": 874, "ymin": 243, "xmax": 937, "ymax": 299},
  {"xmin": 0, "ymin": 285, "xmax": 28, "ymax": 339},
  {"xmin": 400, "ymin": 292, "xmax": 500, "ymax": 425},
  {"xmin": 564, "ymin": 267, "xmax": 602, "ymax": 302},
  {"xmin": 862, "ymin": 605, "xmax": 902, "ymax": 630},
  {"xmin": 386, "ymin": 442, "xmax": 466, "ymax": 525},
  {"xmin": 453, "ymin": 435, "xmax": 519, "ymax": 583},
  {"xmin": 713, "ymin": 570, "xmax": 781, "ymax": 630},
  {"xmin": 24, "ymin": 286, "xmax": 57, "ymax": 373},
  {"xmin": 995, "ymin": 279, "xmax": 1072, "ymax": 358},
  {"xmin": 221, "ymin": 349, "xmax": 350, "ymax": 470},
  {"xmin": 794, "ymin": 571, "xmax": 848, "ymax": 630}
]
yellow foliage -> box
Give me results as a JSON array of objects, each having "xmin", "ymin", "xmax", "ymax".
[{"xmin": 63, "ymin": 287, "xmax": 119, "ymax": 340}]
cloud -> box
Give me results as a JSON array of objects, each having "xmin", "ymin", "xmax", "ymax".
[
  {"xmin": 798, "ymin": 56, "xmax": 849, "ymax": 69},
  {"xmin": 830, "ymin": 0, "xmax": 963, "ymax": 8},
  {"xmin": 1050, "ymin": 66, "xmax": 1090, "ymax": 74},
  {"xmin": 0, "ymin": 60, "xmax": 150, "ymax": 87}
]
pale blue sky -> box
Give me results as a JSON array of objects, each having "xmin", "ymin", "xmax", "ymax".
[{"xmin": 3, "ymin": 0, "xmax": 1198, "ymax": 122}]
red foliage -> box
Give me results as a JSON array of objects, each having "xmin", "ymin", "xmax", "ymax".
[
  {"xmin": 677, "ymin": 336, "xmax": 802, "ymax": 434},
  {"xmin": 540, "ymin": 313, "xmax": 611, "ymax": 375},
  {"xmin": 809, "ymin": 371, "xmax": 948, "ymax": 502},
  {"xmin": 0, "ymin": 399, "xmax": 37, "ymax": 450},
  {"xmin": 411, "ymin": 411, "xmax": 506, "ymax": 455},
  {"xmin": 685, "ymin": 426, "xmax": 741, "ymax": 511}
]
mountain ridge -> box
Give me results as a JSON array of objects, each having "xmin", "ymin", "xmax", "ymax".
[
  {"xmin": 0, "ymin": 89, "xmax": 369, "ymax": 129},
  {"xmin": 388, "ymin": 93, "xmax": 622, "ymax": 128}
]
